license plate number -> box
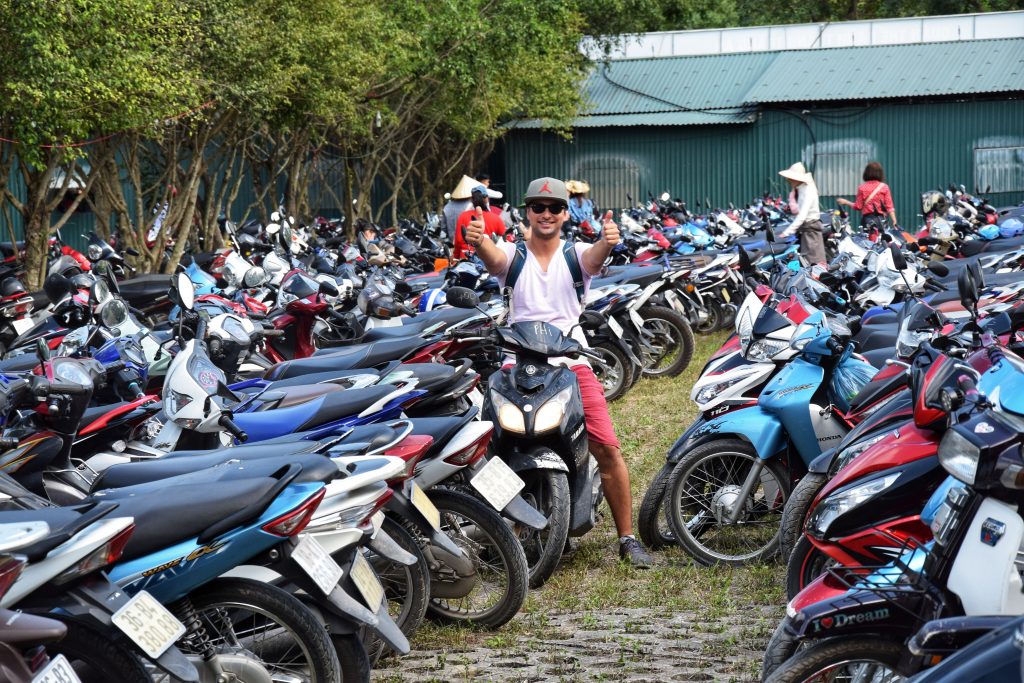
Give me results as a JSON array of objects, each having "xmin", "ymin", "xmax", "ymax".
[
  {"xmin": 32, "ymin": 655, "xmax": 81, "ymax": 683},
  {"xmin": 607, "ymin": 316, "xmax": 624, "ymax": 337},
  {"xmin": 721, "ymin": 287, "xmax": 731, "ymax": 303},
  {"xmin": 12, "ymin": 317, "xmax": 33, "ymax": 335},
  {"xmin": 470, "ymin": 457, "xmax": 525, "ymax": 511},
  {"xmin": 292, "ymin": 534, "xmax": 344, "ymax": 596},
  {"xmin": 111, "ymin": 590, "xmax": 185, "ymax": 659},
  {"xmin": 410, "ymin": 482, "xmax": 441, "ymax": 530},
  {"xmin": 350, "ymin": 551, "xmax": 384, "ymax": 612}
]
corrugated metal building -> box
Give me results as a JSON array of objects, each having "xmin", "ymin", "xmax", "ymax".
[{"xmin": 503, "ymin": 25, "xmax": 1024, "ymax": 224}]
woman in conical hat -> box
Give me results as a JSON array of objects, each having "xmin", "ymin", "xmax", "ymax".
[{"xmin": 778, "ymin": 162, "xmax": 826, "ymax": 265}]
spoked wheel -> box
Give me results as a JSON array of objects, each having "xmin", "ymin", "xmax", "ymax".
[
  {"xmin": 47, "ymin": 618, "xmax": 151, "ymax": 682},
  {"xmin": 666, "ymin": 439, "xmax": 790, "ymax": 565},
  {"xmin": 637, "ymin": 463, "xmax": 675, "ymax": 549},
  {"xmin": 590, "ymin": 343, "xmax": 633, "ymax": 401},
  {"xmin": 516, "ymin": 469, "xmax": 571, "ymax": 588},
  {"xmin": 638, "ymin": 305, "xmax": 694, "ymax": 378},
  {"xmin": 425, "ymin": 489, "xmax": 529, "ymax": 629},
  {"xmin": 764, "ymin": 639, "xmax": 908, "ymax": 683},
  {"xmin": 182, "ymin": 577, "xmax": 343, "ymax": 683}
]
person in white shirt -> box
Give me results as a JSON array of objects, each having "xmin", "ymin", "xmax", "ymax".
[{"xmin": 778, "ymin": 162, "xmax": 826, "ymax": 265}]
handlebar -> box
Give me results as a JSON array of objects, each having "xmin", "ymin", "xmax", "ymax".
[
  {"xmin": 219, "ymin": 414, "xmax": 248, "ymax": 443},
  {"xmin": 0, "ymin": 437, "xmax": 18, "ymax": 450}
]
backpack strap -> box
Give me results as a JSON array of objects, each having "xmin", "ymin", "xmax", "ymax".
[
  {"xmin": 504, "ymin": 240, "xmax": 585, "ymax": 304},
  {"xmin": 562, "ymin": 240, "xmax": 585, "ymax": 305}
]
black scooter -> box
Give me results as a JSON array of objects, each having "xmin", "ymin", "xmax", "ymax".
[{"xmin": 446, "ymin": 287, "xmax": 604, "ymax": 589}]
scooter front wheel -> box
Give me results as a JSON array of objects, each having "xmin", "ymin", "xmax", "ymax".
[
  {"xmin": 637, "ymin": 463, "xmax": 675, "ymax": 550},
  {"xmin": 764, "ymin": 638, "xmax": 908, "ymax": 683},
  {"xmin": 517, "ymin": 469, "xmax": 571, "ymax": 588},
  {"xmin": 666, "ymin": 439, "xmax": 790, "ymax": 566}
]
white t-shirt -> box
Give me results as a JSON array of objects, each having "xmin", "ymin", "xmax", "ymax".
[{"xmin": 495, "ymin": 240, "xmax": 594, "ymax": 366}]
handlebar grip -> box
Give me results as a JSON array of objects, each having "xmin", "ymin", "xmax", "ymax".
[
  {"xmin": 48, "ymin": 381, "xmax": 90, "ymax": 396},
  {"xmin": 0, "ymin": 438, "xmax": 18, "ymax": 450},
  {"xmin": 219, "ymin": 414, "xmax": 248, "ymax": 443},
  {"xmin": 261, "ymin": 329, "xmax": 285, "ymax": 337}
]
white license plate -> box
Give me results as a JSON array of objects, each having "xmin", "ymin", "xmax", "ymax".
[
  {"xmin": 292, "ymin": 534, "xmax": 344, "ymax": 596},
  {"xmin": 111, "ymin": 590, "xmax": 186, "ymax": 659},
  {"xmin": 32, "ymin": 655, "xmax": 81, "ymax": 683},
  {"xmin": 470, "ymin": 457, "xmax": 525, "ymax": 511},
  {"xmin": 350, "ymin": 551, "xmax": 384, "ymax": 612},
  {"xmin": 12, "ymin": 317, "xmax": 33, "ymax": 335},
  {"xmin": 410, "ymin": 482, "xmax": 441, "ymax": 530},
  {"xmin": 721, "ymin": 287, "xmax": 731, "ymax": 303},
  {"xmin": 607, "ymin": 315, "xmax": 624, "ymax": 337}
]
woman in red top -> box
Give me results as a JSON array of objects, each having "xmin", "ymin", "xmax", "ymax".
[
  {"xmin": 837, "ymin": 161, "xmax": 897, "ymax": 231},
  {"xmin": 453, "ymin": 185, "xmax": 506, "ymax": 259}
]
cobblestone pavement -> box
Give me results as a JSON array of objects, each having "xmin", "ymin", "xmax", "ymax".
[{"xmin": 373, "ymin": 604, "xmax": 783, "ymax": 682}]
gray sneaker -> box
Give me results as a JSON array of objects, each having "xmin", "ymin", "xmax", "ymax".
[{"xmin": 619, "ymin": 537, "xmax": 653, "ymax": 569}]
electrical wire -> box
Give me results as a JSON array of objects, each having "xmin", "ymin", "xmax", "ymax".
[{"xmin": 597, "ymin": 63, "xmax": 755, "ymax": 119}]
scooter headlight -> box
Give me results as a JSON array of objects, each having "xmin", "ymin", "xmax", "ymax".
[
  {"xmin": 937, "ymin": 428, "xmax": 979, "ymax": 485},
  {"xmin": 490, "ymin": 390, "xmax": 525, "ymax": 433},
  {"xmin": 746, "ymin": 339, "xmax": 789, "ymax": 362},
  {"xmin": 534, "ymin": 387, "xmax": 573, "ymax": 434},
  {"xmin": 807, "ymin": 473, "xmax": 901, "ymax": 539},
  {"xmin": 827, "ymin": 431, "xmax": 890, "ymax": 477}
]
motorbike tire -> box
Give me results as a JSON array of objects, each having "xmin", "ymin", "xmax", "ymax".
[
  {"xmin": 779, "ymin": 472, "xmax": 827, "ymax": 563},
  {"xmin": 517, "ymin": 469, "xmax": 571, "ymax": 588},
  {"xmin": 590, "ymin": 342, "xmax": 634, "ymax": 402},
  {"xmin": 48, "ymin": 617, "xmax": 151, "ymax": 682},
  {"xmin": 637, "ymin": 463, "xmax": 675, "ymax": 549},
  {"xmin": 761, "ymin": 620, "xmax": 800, "ymax": 681},
  {"xmin": 665, "ymin": 439, "xmax": 790, "ymax": 566},
  {"xmin": 363, "ymin": 515, "xmax": 429, "ymax": 665},
  {"xmin": 695, "ymin": 303, "xmax": 721, "ymax": 334},
  {"xmin": 426, "ymin": 489, "xmax": 529, "ymax": 628},
  {"xmin": 785, "ymin": 535, "xmax": 839, "ymax": 601},
  {"xmin": 331, "ymin": 633, "xmax": 372, "ymax": 683},
  {"xmin": 638, "ymin": 305, "xmax": 695, "ymax": 378},
  {"xmin": 763, "ymin": 638, "xmax": 908, "ymax": 683},
  {"xmin": 186, "ymin": 577, "xmax": 343, "ymax": 683}
]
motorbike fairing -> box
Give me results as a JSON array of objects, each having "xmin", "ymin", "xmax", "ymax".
[
  {"xmin": 758, "ymin": 358, "xmax": 829, "ymax": 464},
  {"xmin": 688, "ymin": 404, "xmax": 786, "ymax": 460}
]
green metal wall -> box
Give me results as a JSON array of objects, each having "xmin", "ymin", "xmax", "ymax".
[{"xmin": 504, "ymin": 99, "xmax": 1024, "ymax": 227}]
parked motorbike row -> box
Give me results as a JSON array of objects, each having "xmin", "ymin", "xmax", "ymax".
[{"xmin": 632, "ymin": 188, "xmax": 1024, "ymax": 680}]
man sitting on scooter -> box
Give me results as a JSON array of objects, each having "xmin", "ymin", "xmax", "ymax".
[{"xmin": 465, "ymin": 176, "xmax": 653, "ymax": 568}]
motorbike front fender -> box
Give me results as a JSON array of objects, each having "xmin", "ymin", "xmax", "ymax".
[
  {"xmin": 506, "ymin": 449, "xmax": 570, "ymax": 475},
  {"xmin": 688, "ymin": 405, "xmax": 786, "ymax": 460},
  {"xmin": 501, "ymin": 493, "xmax": 548, "ymax": 531}
]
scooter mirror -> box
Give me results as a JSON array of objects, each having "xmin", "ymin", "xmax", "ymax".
[
  {"xmin": 737, "ymin": 245, "xmax": 751, "ymax": 273},
  {"xmin": 889, "ymin": 244, "xmax": 908, "ymax": 271},
  {"xmin": 318, "ymin": 280, "xmax": 339, "ymax": 297},
  {"xmin": 927, "ymin": 261, "xmax": 949, "ymax": 277},
  {"xmin": 969, "ymin": 261, "xmax": 985, "ymax": 290},
  {"xmin": 36, "ymin": 338, "xmax": 49, "ymax": 363},
  {"xmin": 957, "ymin": 268, "xmax": 977, "ymax": 311},
  {"xmin": 446, "ymin": 287, "xmax": 480, "ymax": 309},
  {"xmin": 765, "ymin": 226, "xmax": 776, "ymax": 243},
  {"xmin": 125, "ymin": 247, "xmax": 140, "ymax": 257},
  {"xmin": 176, "ymin": 272, "xmax": 195, "ymax": 311}
]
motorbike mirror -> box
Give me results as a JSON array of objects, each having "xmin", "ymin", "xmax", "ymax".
[
  {"xmin": 394, "ymin": 280, "xmax": 412, "ymax": 296},
  {"xmin": 969, "ymin": 261, "xmax": 985, "ymax": 290},
  {"xmin": 36, "ymin": 338, "xmax": 50, "ymax": 363},
  {"xmin": 89, "ymin": 279, "xmax": 111, "ymax": 305},
  {"xmin": 889, "ymin": 244, "xmax": 908, "ymax": 271},
  {"xmin": 737, "ymin": 245, "xmax": 752, "ymax": 272},
  {"xmin": 125, "ymin": 247, "xmax": 140, "ymax": 257},
  {"xmin": 318, "ymin": 280, "xmax": 339, "ymax": 297},
  {"xmin": 927, "ymin": 261, "xmax": 949, "ymax": 277},
  {"xmin": 957, "ymin": 268, "xmax": 978, "ymax": 311},
  {"xmin": 446, "ymin": 287, "xmax": 480, "ymax": 309},
  {"xmin": 579, "ymin": 310, "xmax": 605, "ymax": 330},
  {"xmin": 765, "ymin": 226, "xmax": 776, "ymax": 243},
  {"xmin": 175, "ymin": 272, "xmax": 195, "ymax": 311}
]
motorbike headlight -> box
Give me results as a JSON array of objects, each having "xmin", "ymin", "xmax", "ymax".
[
  {"xmin": 99, "ymin": 299, "xmax": 129, "ymax": 329},
  {"xmin": 937, "ymin": 428, "xmax": 979, "ymax": 485},
  {"xmin": 53, "ymin": 361, "xmax": 92, "ymax": 386},
  {"xmin": 244, "ymin": 267, "xmax": 268, "ymax": 288},
  {"xmin": 490, "ymin": 390, "xmax": 525, "ymax": 433},
  {"xmin": 746, "ymin": 339, "xmax": 789, "ymax": 362},
  {"xmin": 534, "ymin": 387, "xmax": 572, "ymax": 434},
  {"xmin": 87, "ymin": 244, "xmax": 103, "ymax": 261},
  {"xmin": 896, "ymin": 327, "xmax": 930, "ymax": 358},
  {"xmin": 807, "ymin": 472, "xmax": 901, "ymax": 538},
  {"xmin": 827, "ymin": 432, "xmax": 890, "ymax": 477}
]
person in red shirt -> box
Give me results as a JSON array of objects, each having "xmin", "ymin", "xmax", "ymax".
[
  {"xmin": 837, "ymin": 161, "xmax": 897, "ymax": 231},
  {"xmin": 453, "ymin": 185, "xmax": 506, "ymax": 259}
]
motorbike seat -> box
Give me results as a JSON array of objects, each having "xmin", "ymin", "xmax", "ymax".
[
  {"xmin": 257, "ymin": 383, "xmax": 346, "ymax": 409},
  {"xmin": 293, "ymin": 385, "xmax": 402, "ymax": 431},
  {"xmin": 0, "ymin": 241, "xmax": 25, "ymax": 258},
  {"xmin": 860, "ymin": 346, "xmax": 898, "ymax": 369},
  {"xmin": 406, "ymin": 411, "xmax": 479, "ymax": 457},
  {"xmin": 269, "ymin": 336, "xmax": 432, "ymax": 379},
  {"xmin": 961, "ymin": 235, "xmax": 1024, "ymax": 257},
  {"xmin": 116, "ymin": 274, "xmax": 173, "ymax": 302},
  {"xmin": 848, "ymin": 371, "xmax": 908, "ymax": 413},
  {"xmin": 360, "ymin": 313, "xmax": 461, "ymax": 341},
  {"xmin": 97, "ymin": 477, "xmax": 281, "ymax": 561},
  {"xmin": 392, "ymin": 362, "xmax": 469, "ymax": 394}
]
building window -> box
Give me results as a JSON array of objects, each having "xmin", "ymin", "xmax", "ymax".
[
  {"xmin": 975, "ymin": 147, "xmax": 1024, "ymax": 194},
  {"xmin": 572, "ymin": 157, "xmax": 641, "ymax": 210},
  {"xmin": 803, "ymin": 139, "xmax": 875, "ymax": 197}
]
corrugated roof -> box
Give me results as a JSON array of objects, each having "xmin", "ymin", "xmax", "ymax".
[
  {"xmin": 744, "ymin": 38, "xmax": 1024, "ymax": 103},
  {"xmin": 512, "ymin": 110, "xmax": 756, "ymax": 129}
]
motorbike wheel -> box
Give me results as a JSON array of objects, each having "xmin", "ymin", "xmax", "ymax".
[
  {"xmin": 48, "ymin": 617, "xmax": 151, "ymax": 682},
  {"xmin": 764, "ymin": 638, "xmax": 908, "ymax": 683},
  {"xmin": 779, "ymin": 472, "xmax": 827, "ymax": 563},
  {"xmin": 517, "ymin": 469, "xmax": 571, "ymax": 588},
  {"xmin": 761, "ymin": 620, "xmax": 801, "ymax": 681},
  {"xmin": 695, "ymin": 303, "xmax": 721, "ymax": 334},
  {"xmin": 184, "ymin": 577, "xmax": 343, "ymax": 683},
  {"xmin": 590, "ymin": 342, "xmax": 634, "ymax": 402},
  {"xmin": 426, "ymin": 489, "xmax": 529, "ymax": 628},
  {"xmin": 638, "ymin": 305, "xmax": 695, "ymax": 378},
  {"xmin": 665, "ymin": 439, "xmax": 790, "ymax": 566},
  {"xmin": 785, "ymin": 535, "xmax": 839, "ymax": 601},
  {"xmin": 363, "ymin": 516, "xmax": 429, "ymax": 665},
  {"xmin": 637, "ymin": 463, "xmax": 675, "ymax": 549}
]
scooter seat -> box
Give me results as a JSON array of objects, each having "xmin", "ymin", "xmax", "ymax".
[
  {"xmin": 406, "ymin": 411, "xmax": 479, "ymax": 458},
  {"xmin": 116, "ymin": 274, "xmax": 173, "ymax": 303},
  {"xmin": 92, "ymin": 449, "xmax": 336, "ymax": 493},
  {"xmin": 860, "ymin": 346, "xmax": 897, "ymax": 370},
  {"xmin": 98, "ymin": 477, "xmax": 280, "ymax": 561},
  {"xmin": 293, "ymin": 385, "xmax": 402, "ymax": 432},
  {"xmin": 848, "ymin": 370, "xmax": 908, "ymax": 413},
  {"xmin": 258, "ymin": 383, "xmax": 346, "ymax": 409},
  {"xmin": 268, "ymin": 336, "xmax": 432, "ymax": 380},
  {"xmin": 0, "ymin": 241, "xmax": 25, "ymax": 258}
]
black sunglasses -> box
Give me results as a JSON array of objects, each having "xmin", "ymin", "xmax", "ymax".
[{"xmin": 527, "ymin": 202, "xmax": 567, "ymax": 215}]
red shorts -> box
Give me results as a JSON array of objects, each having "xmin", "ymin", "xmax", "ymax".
[{"xmin": 500, "ymin": 363, "xmax": 619, "ymax": 449}]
